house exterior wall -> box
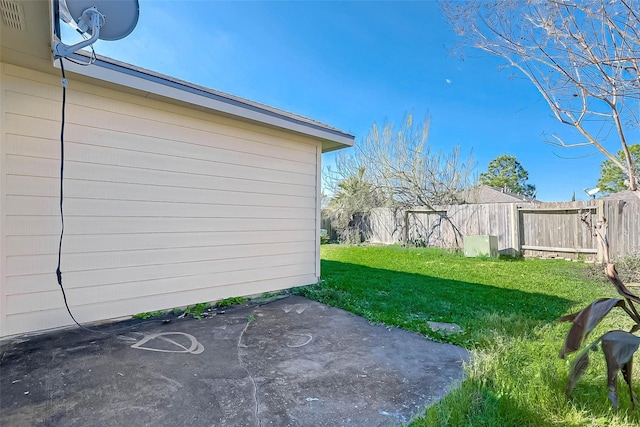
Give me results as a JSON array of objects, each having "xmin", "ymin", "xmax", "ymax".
[{"xmin": 0, "ymin": 62, "xmax": 321, "ymax": 337}]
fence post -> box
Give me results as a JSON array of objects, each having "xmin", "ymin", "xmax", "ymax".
[
  {"xmin": 403, "ymin": 210, "xmax": 409, "ymax": 245},
  {"xmin": 510, "ymin": 203, "xmax": 520, "ymax": 256},
  {"xmin": 597, "ymin": 198, "xmax": 605, "ymax": 263}
]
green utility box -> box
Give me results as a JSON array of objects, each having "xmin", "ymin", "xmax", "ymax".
[{"xmin": 464, "ymin": 235, "xmax": 498, "ymax": 258}]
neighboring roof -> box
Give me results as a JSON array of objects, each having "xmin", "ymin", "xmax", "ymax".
[
  {"xmin": 459, "ymin": 185, "xmax": 536, "ymax": 204},
  {"xmin": 0, "ymin": 0, "xmax": 354, "ymax": 153},
  {"xmin": 598, "ymin": 190, "xmax": 640, "ymax": 202}
]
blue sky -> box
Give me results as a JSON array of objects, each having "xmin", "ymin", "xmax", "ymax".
[{"xmin": 61, "ymin": 0, "xmax": 625, "ymax": 201}]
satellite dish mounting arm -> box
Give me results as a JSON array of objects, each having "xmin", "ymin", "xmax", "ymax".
[{"xmin": 53, "ymin": 6, "xmax": 105, "ymax": 58}]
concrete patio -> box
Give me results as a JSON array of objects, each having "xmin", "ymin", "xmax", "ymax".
[{"xmin": 1, "ymin": 295, "xmax": 469, "ymax": 426}]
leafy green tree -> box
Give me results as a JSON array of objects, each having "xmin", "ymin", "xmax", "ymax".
[
  {"xmin": 479, "ymin": 155, "xmax": 536, "ymax": 197},
  {"xmin": 597, "ymin": 145, "xmax": 640, "ymax": 195}
]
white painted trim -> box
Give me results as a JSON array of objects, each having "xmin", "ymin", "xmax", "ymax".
[
  {"xmin": 0, "ymin": 63, "xmax": 8, "ymax": 335},
  {"xmin": 315, "ymin": 143, "xmax": 322, "ymax": 280},
  {"xmin": 54, "ymin": 57, "xmax": 354, "ymax": 151}
]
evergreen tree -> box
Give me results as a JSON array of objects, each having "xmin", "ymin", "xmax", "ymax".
[
  {"xmin": 597, "ymin": 145, "xmax": 640, "ymax": 194},
  {"xmin": 479, "ymin": 154, "xmax": 536, "ymax": 198}
]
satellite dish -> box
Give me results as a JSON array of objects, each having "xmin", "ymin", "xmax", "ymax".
[
  {"xmin": 54, "ymin": 0, "xmax": 140, "ymax": 58},
  {"xmin": 583, "ymin": 187, "xmax": 601, "ymax": 198},
  {"xmin": 65, "ymin": 0, "xmax": 139, "ymax": 41}
]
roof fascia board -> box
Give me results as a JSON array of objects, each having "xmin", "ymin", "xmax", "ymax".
[{"xmin": 54, "ymin": 55, "xmax": 354, "ymax": 149}]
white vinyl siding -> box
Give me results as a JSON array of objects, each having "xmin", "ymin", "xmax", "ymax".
[{"xmin": 0, "ymin": 63, "xmax": 321, "ymax": 336}]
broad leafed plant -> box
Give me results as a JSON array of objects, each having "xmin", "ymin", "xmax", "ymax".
[{"xmin": 559, "ymin": 212, "xmax": 640, "ymax": 409}]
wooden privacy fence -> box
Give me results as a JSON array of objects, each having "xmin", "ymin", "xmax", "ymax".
[{"xmin": 366, "ymin": 198, "xmax": 639, "ymax": 260}]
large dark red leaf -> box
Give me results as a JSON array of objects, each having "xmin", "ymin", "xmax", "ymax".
[
  {"xmin": 621, "ymin": 359, "xmax": 635, "ymax": 410},
  {"xmin": 559, "ymin": 298, "xmax": 625, "ymax": 359},
  {"xmin": 566, "ymin": 345, "xmax": 592, "ymax": 395},
  {"xmin": 601, "ymin": 330, "xmax": 640, "ymax": 409},
  {"xmin": 605, "ymin": 263, "xmax": 640, "ymax": 304}
]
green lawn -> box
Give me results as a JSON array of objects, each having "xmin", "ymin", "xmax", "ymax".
[{"xmin": 295, "ymin": 245, "xmax": 639, "ymax": 426}]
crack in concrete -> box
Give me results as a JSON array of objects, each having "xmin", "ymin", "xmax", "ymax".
[{"xmin": 237, "ymin": 316, "xmax": 262, "ymax": 427}]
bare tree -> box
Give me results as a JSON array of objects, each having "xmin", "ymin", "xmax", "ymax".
[
  {"xmin": 324, "ymin": 113, "xmax": 475, "ymax": 210},
  {"xmin": 444, "ymin": 0, "xmax": 640, "ymax": 198},
  {"xmin": 324, "ymin": 113, "xmax": 474, "ymax": 245}
]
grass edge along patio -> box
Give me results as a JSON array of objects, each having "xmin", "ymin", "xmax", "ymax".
[{"xmin": 296, "ymin": 245, "xmax": 640, "ymax": 427}]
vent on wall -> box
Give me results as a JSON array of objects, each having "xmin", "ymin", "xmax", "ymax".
[{"xmin": 0, "ymin": 0, "xmax": 25, "ymax": 31}]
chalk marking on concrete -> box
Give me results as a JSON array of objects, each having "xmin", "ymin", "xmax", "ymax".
[
  {"xmin": 238, "ymin": 319, "xmax": 262, "ymax": 427},
  {"xmin": 286, "ymin": 333, "xmax": 312, "ymax": 348},
  {"xmin": 379, "ymin": 410, "xmax": 408, "ymax": 423},
  {"xmin": 115, "ymin": 335, "xmax": 138, "ymax": 343},
  {"xmin": 130, "ymin": 332, "xmax": 204, "ymax": 354},
  {"xmin": 157, "ymin": 374, "xmax": 184, "ymax": 390},
  {"xmin": 283, "ymin": 304, "xmax": 309, "ymax": 314}
]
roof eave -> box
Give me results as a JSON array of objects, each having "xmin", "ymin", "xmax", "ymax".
[
  {"xmin": 2, "ymin": 0, "xmax": 354, "ymax": 152},
  {"xmin": 56, "ymin": 51, "xmax": 354, "ymax": 152}
]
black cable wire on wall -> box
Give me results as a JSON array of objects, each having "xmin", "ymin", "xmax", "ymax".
[
  {"xmin": 56, "ymin": 60, "xmax": 66, "ymax": 290},
  {"xmin": 56, "ymin": 59, "xmax": 99, "ymax": 333},
  {"xmin": 55, "ymin": 58, "xmax": 134, "ymax": 336},
  {"xmin": 55, "ymin": 60, "xmax": 164, "ymax": 334}
]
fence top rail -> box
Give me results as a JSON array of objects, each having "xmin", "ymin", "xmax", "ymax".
[
  {"xmin": 517, "ymin": 206, "xmax": 596, "ymax": 212},
  {"xmin": 520, "ymin": 244, "xmax": 598, "ymax": 254},
  {"xmin": 406, "ymin": 209, "xmax": 448, "ymax": 214}
]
